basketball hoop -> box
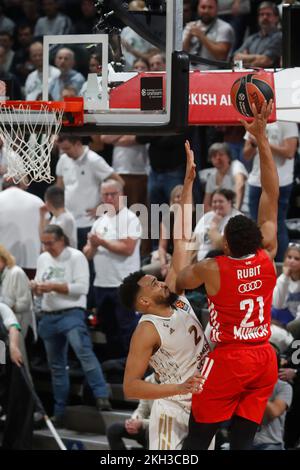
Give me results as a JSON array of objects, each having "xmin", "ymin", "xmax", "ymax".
[{"xmin": 0, "ymin": 99, "xmax": 84, "ymax": 184}]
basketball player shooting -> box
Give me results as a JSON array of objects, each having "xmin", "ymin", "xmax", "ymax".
[
  {"xmin": 119, "ymin": 142, "xmax": 211, "ymax": 450},
  {"xmin": 176, "ymin": 100, "xmax": 279, "ymax": 450}
]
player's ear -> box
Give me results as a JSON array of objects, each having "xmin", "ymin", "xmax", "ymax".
[
  {"xmin": 138, "ymin": 295, "xmax": 150, "ymax": 309},
  {"xmin": 222, "ymin": 236, "xmax": 230, "ymax": 254}
]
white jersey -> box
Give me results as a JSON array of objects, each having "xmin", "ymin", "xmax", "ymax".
[{"xmin": 139, "ymin": 295, "xmax": 210, "ymax": 410}]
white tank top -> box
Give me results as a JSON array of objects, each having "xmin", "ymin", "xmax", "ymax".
[{"xmin": 139, "ymin": 296, "xmax": 210, "ymax": 409}]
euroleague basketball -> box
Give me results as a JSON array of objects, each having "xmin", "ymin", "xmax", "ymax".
[{"xmin": 230, "ymin": 73, "xmax": 274, "ymax": 117}]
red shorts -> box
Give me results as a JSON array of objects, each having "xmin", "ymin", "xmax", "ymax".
[{"xmin": 193, "ymin": 342, "xmax": 278, "ymax": 424}]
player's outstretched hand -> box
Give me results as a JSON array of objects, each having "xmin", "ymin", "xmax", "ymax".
[
  {"xmin": 240, "ymin": 99, "xmax": 273, "ymax": 139},
  {"xmin": 184, "ymin": 140, "xmax": 196, "ymax": 182},
  {"xmin": 177, "ymin": 372, "xmax": 206, "ymax": 395}
]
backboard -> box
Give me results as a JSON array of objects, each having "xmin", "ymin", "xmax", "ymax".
[{"xmin": 39, "ymin": 0, "xmax": 189, "ymax": 135}]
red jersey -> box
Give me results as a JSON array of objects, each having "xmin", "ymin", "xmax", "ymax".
[{"xmin": 207, "ymin": 249, "xmax": 277, "ymax": 345}]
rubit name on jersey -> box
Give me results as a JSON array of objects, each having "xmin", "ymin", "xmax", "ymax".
[{"xmin": 237, "ymin": 265, "xmax": 261, "ymax": 280}]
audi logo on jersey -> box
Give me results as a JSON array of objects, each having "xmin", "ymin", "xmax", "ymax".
[{"xmin": 238, "ymin": 280, "xmax": 262, "ymax": 293}]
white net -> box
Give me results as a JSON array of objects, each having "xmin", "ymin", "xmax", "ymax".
[{"xmin": 0, "ymin": 102, "xmax": 64, "ymax": 184}]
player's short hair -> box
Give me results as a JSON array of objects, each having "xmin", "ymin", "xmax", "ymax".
[
  {"xmin": 119, "ymin": 270, "xmax": 145, "ymax": 310},
  {"xmin": 224, "ymin": 215, "xmax": 263, "ymax": 257},
  {"xmin": 45, "ymin": 185, "xmax": 64, "ymax": 209}
]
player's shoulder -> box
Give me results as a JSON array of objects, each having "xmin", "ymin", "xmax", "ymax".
[
  {"xmin": 132, "ymin": 320, "xmax": 160, "ymax": 346},
  {"xmin": 197, "ymin": 257, "xmax": 219, "ymax": 273}
]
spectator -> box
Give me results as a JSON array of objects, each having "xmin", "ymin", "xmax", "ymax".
[
  {"xmin": 25, "ymin": 41, "xmax": 60, "ymax": 101},
  {"xmin": 49, "ymin": 47, "xmax": 85, "ymax": 101},
  {"xmin": 102, "ymin": 134, "xmax": 150, "ymax": 208},
  {"xmin": 253, "ymin": 349, "xmax": 293, "ymax": 450},
  {"xmin": 0, "ymin": 179, "xmax": 44, "ymax": 279},
  {"xmin": 0, "ymin": 302, "xmax": 23, "ymax": 367},
  {"xmin": 21, "ymin": 0, "xmax": 40, "ymax": 30},
  {"xmin": 0, "ymin": 244, "xmax": 33, "ymax": 374},
  {"xmin": 218, "ymin": 0, "xmax": 250, "ymax": 50},
  {"xmin": 203, "ymin": 142, "xmax": 248, "ymax": 212},
  {"xmin": 0, "ymin": 31, "xmax": 14, "ymax": 73},
  {"xmin": 234, "ymin": 1, "xmax": 282, "ymax": 68},
  {"xmin": 74, "ymin": 0, "xmax": 97, "ymax": 35},
  {"xmin": 148, "ymin": 51, "xmax": 166, "ymax": 71},
  {"xmin": 34, "ymin": 0, "xmax": 73, "ymax": 37},
  {"xmin": 56, "ymin": 136, "xmax": 124, "ymax": 252},
  {"xmin": 0, "ymin": 44, "xmax": 22, "ymax": 99},
  {"xmin": 193, "ymin": 188, "xmax": 241, "ymax": 260},
  {"xmin": 120, "ymin": 1, "xmax": 153, "ymax": 71},
  {"xmin": 243, "ymin": 120, "xmax": 298, "ymax": 262},
  {"xmin": 11, "ymin": 24, "xmax": 34, "ymax": 86},
  {"xmin": 142, "ymin": 184, "xmax": 194, "ymax": 279},
  {"xmin": 183, "ymin": 0, "xmax": 234, "ymax": 70},
  {"xmin": 278, "ymin": 349, "xmax": 300, "ymax": 448},
  {"xmin": 39, "ymin": 185, "xmax": 77, "ymax": 249},
  {"xmin": 83, "ymin": 179, "xmax": 141, "ymax": 358},
  {"xmin": 133, "ymin": 57, "xmax": 149, "ymax": 72},
  {"xmin": 0, "ymin": 136, "xmax": 7, "ymax": 190},
  {"xmin": 61, "ymin": 84, "xmax": 77, "ymax": 98},
  {"xmin": 272, "ymin": 244, "xmax": 300, "ymax": 334},
  {"xmin": 135, "ymin": 134, "xmax": 188, "ymax": 208},
  {"xmin": 0, "ymin": 2, "xmax": 15, "ymax": 35},
  {"xmin": 107, "ymin": 373, "xmax": 156, "ymax": 450},
  {"xmin": 183, "ymin": 0, "xmax": 193, "ymax": 26},
  {"xmin": 31, "ymin": 225, "xmax": 111, "ymax": 426},
  {"xmin": 79, "ymin": 52, "xmax": 103, "ymax": 102}
]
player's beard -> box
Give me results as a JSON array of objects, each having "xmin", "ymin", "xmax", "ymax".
[{"xmin": 156, "ymin": 291, "xmax": 179, "ymax": 307}]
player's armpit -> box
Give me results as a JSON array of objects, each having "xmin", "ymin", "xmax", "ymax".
[
  {"xmin": 123, "ymin": 322, "xmax": 161, "ymax": 400},
  {"xmin": 260, "ymin": 220, "xmax": 278, "ymax": 260}
]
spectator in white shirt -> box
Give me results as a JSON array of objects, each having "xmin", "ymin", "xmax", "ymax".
[
  {"xmin": 25, "ymin": 41, "xmax": 60, "ymax": 101},
  {"xmin": 56, "ymin": 136, "xmax": 124, "ymax": 251},
  {"xmin": 34, "ymin": 0, "xmax": 72, "ymax": 37},
  {"xmin": 31, "ymin": 224, "xmax": 111, "ymax": 424},
  {"xmin": 0, "ymin": 244, "xmax": 33, "ymax": 373},
  {"xmin": 272, "ymin": 244, "xmax": 300, "ymax": 338},
  {"xmin": 0, "ymin": 179, "xmax": 44, "ymax": 279},
  {"xmin": 203, "ymin": 142, "xmax": 248, "ymax": 212},
  {"xmin": 83, "ymin": 179, "xmax": 141, "ymax": 357},
  {"xmin": 40, "ymin": 185, "xmax": 77, "ymax": 249},
  {"xmin": 0, "ymin": 302, "xmax": 23, "ymax": 367}
]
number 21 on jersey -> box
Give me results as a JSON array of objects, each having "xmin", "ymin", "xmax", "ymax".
[{"xmin": 240, "ymin": 296, "xmax": 264, "ymax": 328}]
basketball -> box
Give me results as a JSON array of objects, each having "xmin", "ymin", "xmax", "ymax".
[{"xmin": 230, "ymin": 73, "xmax": 274, "ymax": 117}]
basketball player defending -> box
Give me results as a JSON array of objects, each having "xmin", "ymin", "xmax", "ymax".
[
  {"xmin": 119, "ymin": 142, "xmax": 211, "ymax": 450},
  {"xmin": 176, "ymin": 101, "xmax": 278, "ymax": 450}
]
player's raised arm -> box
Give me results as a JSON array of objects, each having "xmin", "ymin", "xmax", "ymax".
[
  {"xmin": 165, "ymin": 140, "xmax": 196, "ymax": 293},
  {"xmin": 240, "ymin": 101, "xmax": 279, "ymax": 259}
]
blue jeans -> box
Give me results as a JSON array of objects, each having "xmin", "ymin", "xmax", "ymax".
[
  {"xmin": 94, "ymin": 287, "xmax": 139, "ymax": 358},
  {"xmin": 38, "ymin": 308, "xmax": 109, "ymax": 417},
  {"xmin": 148, "ymin": 167, "xmax": 185, "ymax": 207},
  {"xmin": 248, "ymin": 184, "xmax": 293, "ymax": 262}
]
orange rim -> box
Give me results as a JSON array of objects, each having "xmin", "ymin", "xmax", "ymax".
[{"xmin": 0, "ymin": 97, "xmax": 84, "ymax": 113}]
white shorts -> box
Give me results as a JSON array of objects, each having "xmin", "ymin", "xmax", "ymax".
[{"xmin": 149, "ymin": 399, "xmax": 190, "ymax": 450}]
